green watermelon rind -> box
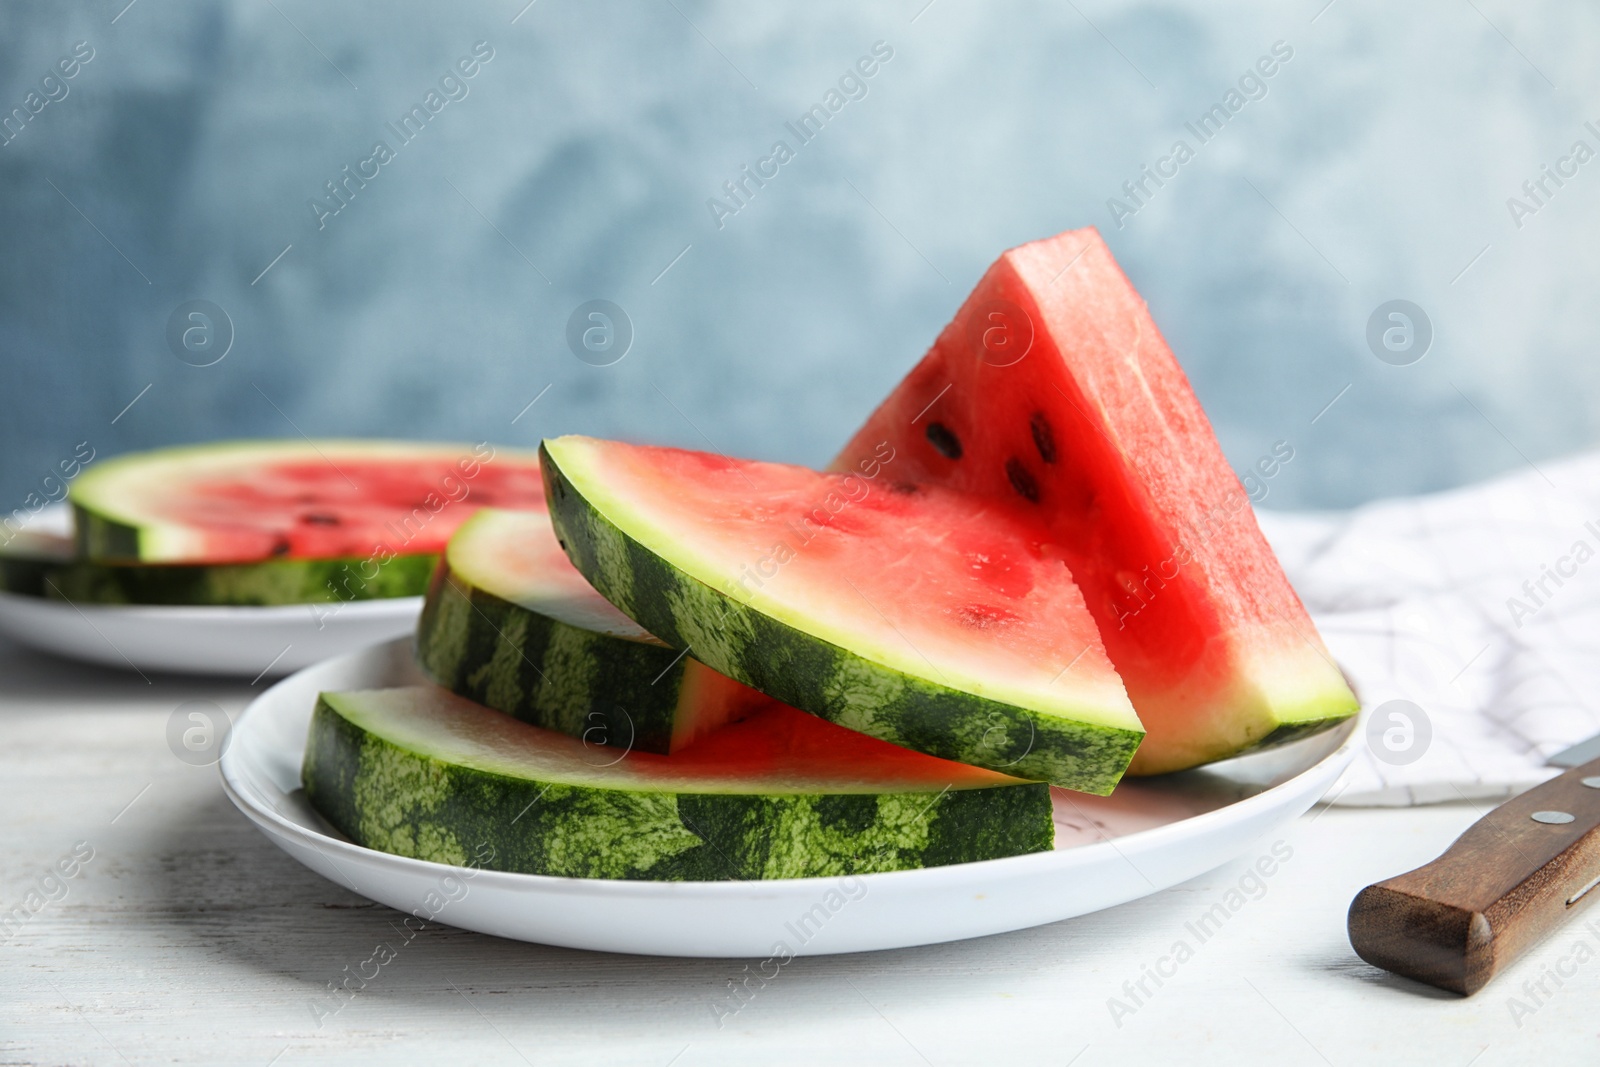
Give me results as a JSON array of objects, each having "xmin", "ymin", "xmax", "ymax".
[
  {"xmin": 415, "ymin": 507, "xmax": 753, "ymax": 755},
  {"xmin": 1241, "ymin": 714, "xmax": 1359, "ymax": 753},
  {"xmin": 415, "ymin": 557, "xmax": 692, "ymax": 755},
  {"xmin": 538, "ymin": 442, "xmax": 1142, "ymax": 795},
  {"xmin": 74, "ymin": 509, "xmax": 142, "ymax": 561},
  {"xmin": 0, "ymin": 552, "xmax": 435, "ymax": 606},
  {"xmin": 0, "ymin": 555, "xmax": 56, "ymax": 599},
  {"xmin": 302, "ymin": 689, "xmax": 1056, "ymax": 881}
]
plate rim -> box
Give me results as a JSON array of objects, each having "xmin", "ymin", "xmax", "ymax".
[
  {"xmin": 220, "ymin": 639, "xmax": 1360, "ymax": 897},
  {"xmin": 0, "ymin": 588, "xmax": 422, "ymax": 621}
]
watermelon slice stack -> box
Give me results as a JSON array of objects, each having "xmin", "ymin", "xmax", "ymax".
[
  {"xmin": 322, "ymin": 497, "xmax": 1064, "ymax": 877},
  {"xmin": 305, "ymin": 228, "xmax": 1356, "ymax": 881},
  {"xmin": 20, "ymin": 227, "xmax": 1358, "ymax": 880}
]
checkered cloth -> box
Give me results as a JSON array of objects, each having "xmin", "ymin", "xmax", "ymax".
[{"xmin": 1257, "ymin": 451, "xmax": 1600, "ymax": 806}]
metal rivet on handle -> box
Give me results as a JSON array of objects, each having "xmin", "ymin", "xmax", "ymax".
[
  {"xmin": 1532, "ymin": 811, "xmax": 1576, "ymax": 825},
  {"xmin": 1582, "ymin": 777, "xmax": 1600, "ymax": 789}
]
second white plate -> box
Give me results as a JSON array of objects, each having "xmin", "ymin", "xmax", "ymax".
[
  {"xmin": 0, "ymin": 591, "xmax": 421, "ymax": 679},
  {"xmin": 221, "ymin": 638, "xmax": 1358, "ymax": 957},
  {"xmin": 0, "ymin": 504, "xmax": 422, "ymax": 678}
]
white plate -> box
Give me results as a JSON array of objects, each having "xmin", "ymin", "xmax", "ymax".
[
  {"xmin": 0, "ymin": 504, "xmax": 421, "ymax": 678},
  {"xmin": 0, "ymin": 591, "xmax": 421, "ymax": 679},
  {"xmin": 220, "ymin": 637, "xmax": 1359, "ymax": 957}
]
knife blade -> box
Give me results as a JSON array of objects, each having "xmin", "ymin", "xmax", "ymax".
[
  {"xmin": 1347, "ymin": 732, "xmax": 1600, "ymax": 995},
  {"xmin": 1548, "ymin": 732, "xmax": 1600, "ymax": 769}
]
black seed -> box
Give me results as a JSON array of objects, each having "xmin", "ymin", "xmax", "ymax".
[
  {"xmin": 303, "ymin": 512, "xmax": 341, "ymax": 526},
  {"xmin": 1006, "ymin": 458, "xmax": 1040, "ymax": 503},
  {"xmin": 925, "ymin": 422, "xmax": 963, "ymax": 459},
  {"xmin": 888, "ymin": 481, "xmax": 921, "ymax": 495},
  {"xmin": 1030, "ymin": 411, "xmax": 1057, "ymax": 464},
  {"xmin": 269, "ymin": 537, "xmax": 292, "ymax": 557}
]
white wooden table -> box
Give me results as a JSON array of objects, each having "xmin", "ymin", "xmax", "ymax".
[{"xmin": 1, "ymin": 634, "xmax": 1591, "ymax": 1066}]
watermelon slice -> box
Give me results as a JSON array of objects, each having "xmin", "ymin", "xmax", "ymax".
[
  {"xmin": 0, "ymin": 511, "xmax": 434, "ymax": 605},
  {"xmin": 71, "ymin": 440, "xmax": 545, "ymax": 564},
  {"xmin": 832, "ymin": 228, "xmax": 1358, "ymax": 774},
  {"xmin": 539, "ymin": 435, "xmax": 1143, "ymax": 794},
  {"xmin": 302, "ymin": 685, "xmax": 1054, "ymax": 880},
  {"xmin": 0, "ymin": 518, "xmax": 428, "ymax": 607},
  {"xmin": 416, "ymin": 507, "xmax": 762, "ymax": 754},
  {"xmin": 23, "ymin": 555, "xmax": 435, "ymax": 606}
]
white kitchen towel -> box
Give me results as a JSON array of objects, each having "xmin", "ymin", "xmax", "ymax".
[{"xmin": 1256, "ymin": 450, "xmax": 1600, "ymax": 806}]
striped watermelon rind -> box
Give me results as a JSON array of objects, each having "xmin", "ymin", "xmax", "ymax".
[
  {"xmin": 539, "ymin": 438, "xmax": 1144, "ymax": 795},
  {"xmin": 0, "ymin": 521, "xmax": 434, "ymax": 605},
  {"xmin": 415, "ymin": 508, "xmax": 752, "ymax": 754},
  {"xmin": 41, "ymin": 554, "xmax": 434, "ymax": 606},
  {"xmin": 302, "ymin": 686, "xmax": 1055, "ymax": 880}
]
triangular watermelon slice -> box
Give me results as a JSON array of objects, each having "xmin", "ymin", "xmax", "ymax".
[
  {"xmin": 539, "ymin": 435, "xmax": 1143, "ymax": 794},
  {"xmin": 832, "ymin": 228, "xmax": 1358, "ymax": 774}
]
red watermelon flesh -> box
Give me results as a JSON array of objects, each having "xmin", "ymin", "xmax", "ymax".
[
  {"xmin": 832, "ymin": 228, "xmax": 1357, "ymax": 774},
  {"xmin": 540, "ymin": 435, "xmax": 1143, "ymax": 792},
  {"xmin": 70, "ymin": 440, "xmax": 547, "ymax": 564}
]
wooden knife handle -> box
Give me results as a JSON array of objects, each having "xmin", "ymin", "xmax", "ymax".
[{"xmin": 1347, "ymin": 756, "xmax": 1600, "ymax": 995}]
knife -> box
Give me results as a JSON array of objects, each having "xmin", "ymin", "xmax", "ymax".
[{"xmin": 1347, "ymin": 733, "xmax": 1600, "ymax": 995}]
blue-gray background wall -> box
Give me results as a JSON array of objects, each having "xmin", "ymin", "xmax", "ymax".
[{"xmin": 3, "ymin": 1, "xmax": 1595, "ymax": 512}]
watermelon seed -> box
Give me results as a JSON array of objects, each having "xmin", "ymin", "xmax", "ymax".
[
  {"xmin": 302, "ymin": 512, "xmax": 341, "ymax": 525},
  {"xmin": 1005, "ymin": 458, "xmax": 1040, "ymax": 503},
  {"xmin": 1030, "ymin": 411, "xmax": 1057, "ymax": 463},
  {"xmin": 925, "ymin": 422, "xmax": 963, "ymax": 459}
]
